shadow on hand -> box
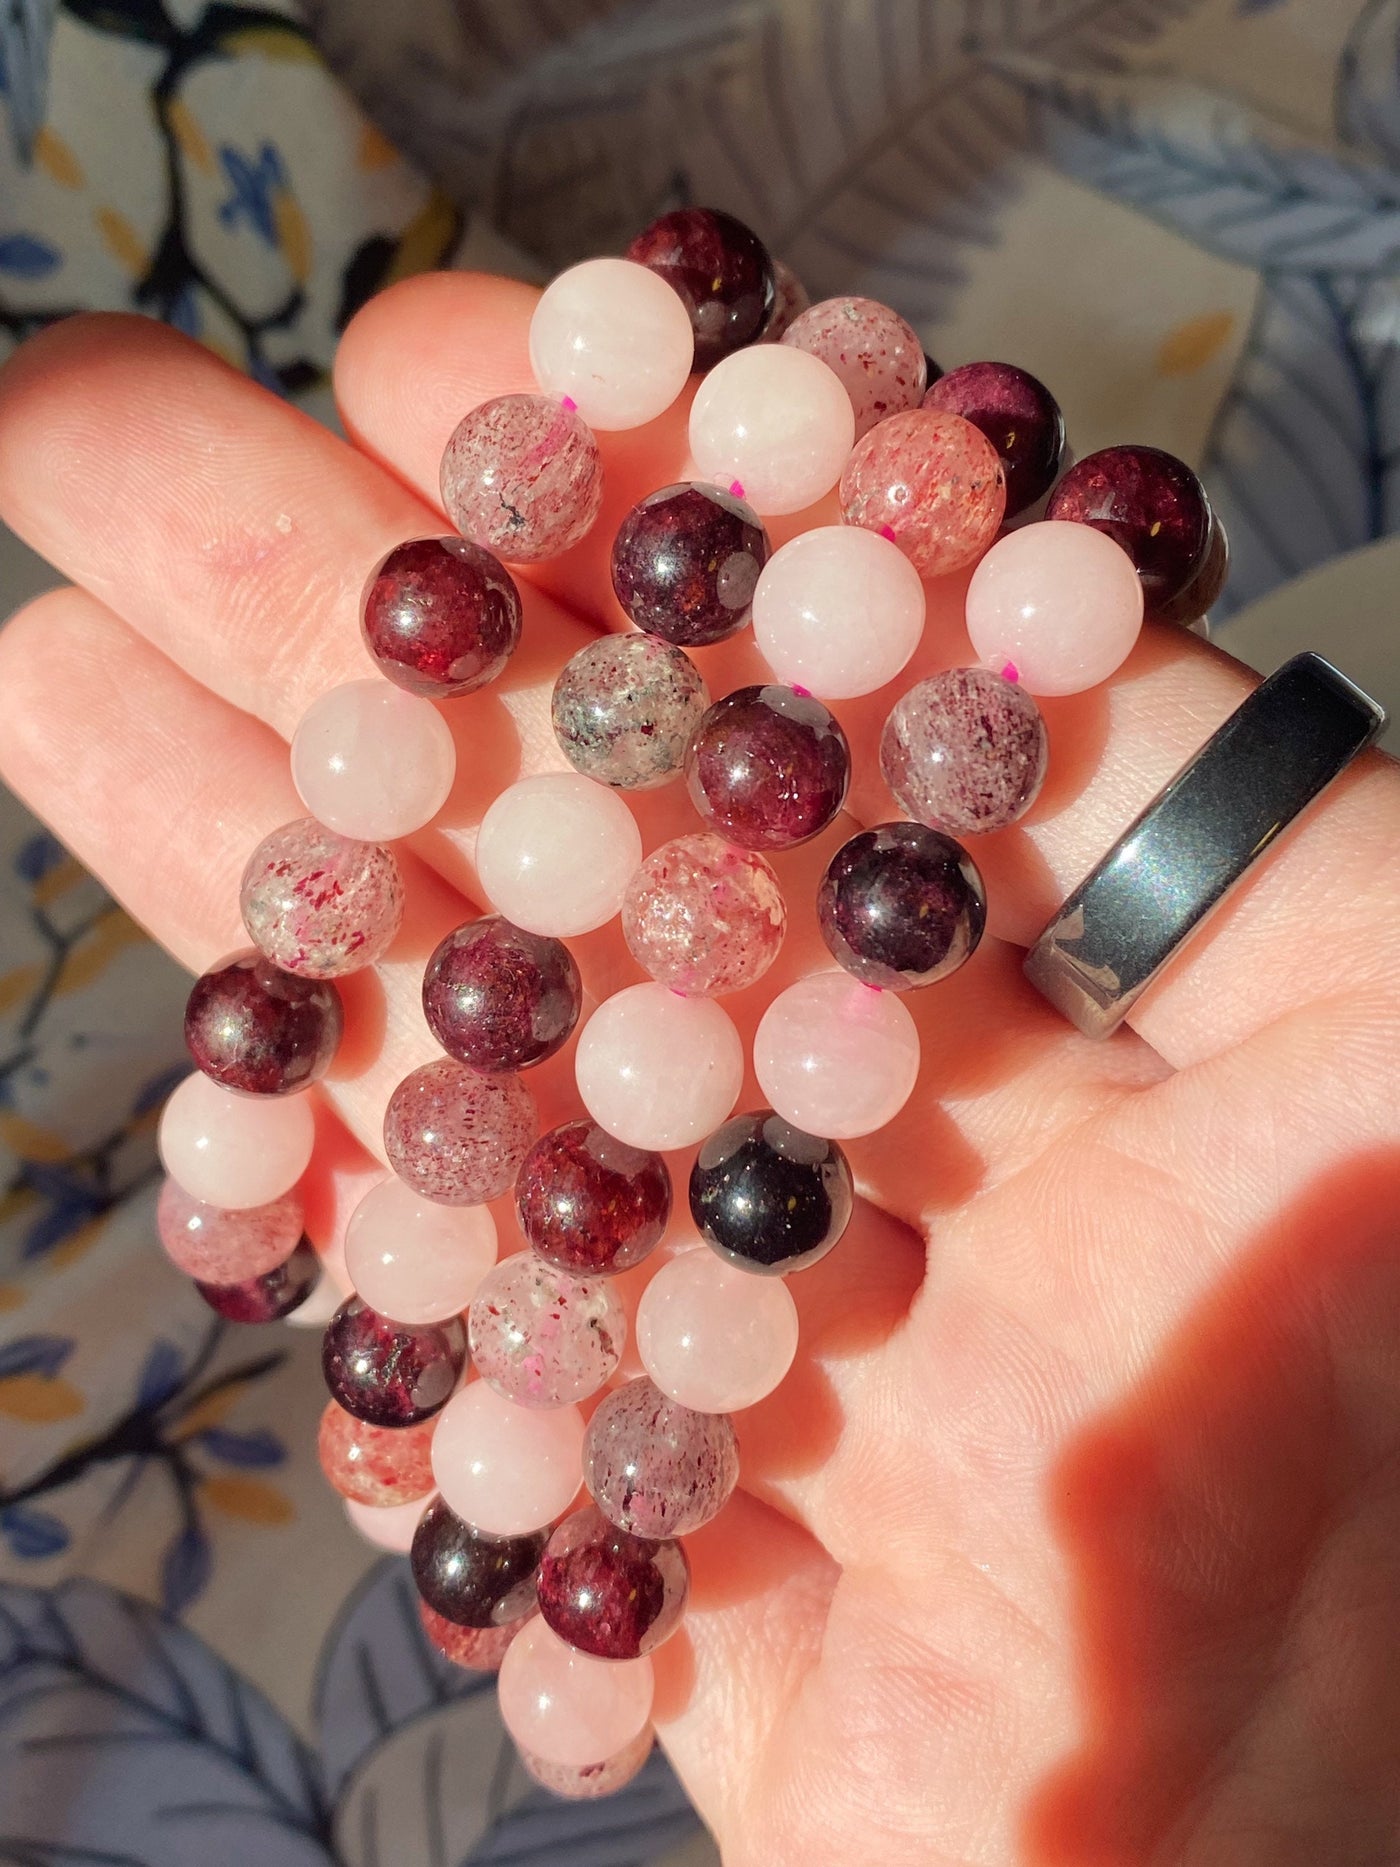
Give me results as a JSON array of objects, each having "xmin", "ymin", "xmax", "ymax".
[{"xmin": 1028, "ymin": 1148, "xmax": 1400, "ymax": 1867}]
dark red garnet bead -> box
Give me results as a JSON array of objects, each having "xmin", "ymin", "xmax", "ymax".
[
  {"xmin": 1151, "ymin": 510, "xmax": 1230, "ymax": 624},
  {"xmin": 184, "ymin": 949, "xmax": 342, "ymax": 1096},
  {"xmin": 818, "ymin": 823, "xmax": 986, "ymax": 990},
  {"xmin": 515, "ymin": 1119, "xmax": 671, "ymax": 1277},
  {"xmin": 422, "ymin": 916, "xmax": 581, "ymax": 1073},
  {"xmin": 1047, "ymin": 445, "xmax": 1211, "ymax": 612},
  {"xmin": 410, "ymin": 1496, "xmax": 546, "ymax": 1627},
  {"xmin": 195, "ymin": 1236, "xmax": 318, "ymax": 1322},
  {"xmin": 360, "ymin": 536, "xmax": 522, "ymax": 699},
  {"xmin": 321, "ymin": 1296, "xmax": 466, "ymax": 1428},
  {"xmin": 626, "ymin": 207, "xmax": 775, "ymax": 369},
  {"xmin": 924, "ymin": 362, "xmax": 1064, "ymax": 517},
  {"xmin": 611, "ymin": 482, "xmax": 769, "ymax": 647},
  {"xmin": 686, "ymin": 685, "xmax": 851, "ymax": 852},
  {"xmin": 537, "ymin": 1504, "xmax": 689, "ymax": 1660}
]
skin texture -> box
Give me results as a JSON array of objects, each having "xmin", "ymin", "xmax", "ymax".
[{"xmin": 2, "ymin": 278, "xmax": 1400, "ymax": 1866}]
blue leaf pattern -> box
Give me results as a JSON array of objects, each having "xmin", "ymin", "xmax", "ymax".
[
  {"xmin": 0, "ymin": 1506, "xmax": 71, "ymax": 1560},
  {"xmin": 199, "ymin": 1427, "xmax": 286, "ymax": 1468},
  {"xmin": 0, "ymin": 1334, "xmax": 73, "ymax": 1380},
  {"xmin": 0, "ymin": 229, "xmax": 60, "ymax": 276},
  {"xmin": 0, "ymin": 0, "xmax": 56, "ymax": 159},
  {"xmin": 137, "ymin": 1338, "xmax": 186, "ymax": 1410},
  {"xmin": 160, "ymin": 1521, "xmax": 213, "ymax": 1613},
  {"xmin": 217, "ymin": 142, "xmax": 290, "ymax": 245},
  {"xmin": 14, "ymin": 829, "xmax": 64, "ymax": 882}
]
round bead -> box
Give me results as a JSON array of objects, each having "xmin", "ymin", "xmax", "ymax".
[
  {"xmin": 156, "ymin": 1179, "xmax": 303, "ymax": 1282},
  {"xmin": 583, "ymin": 1377, "xmax": 739, "ymax": 1538},
  {"xmin": 840, "ymin": 407, "xmax": 1006, "ymax": 577},
  {"xmin": 475, "ymin": 773, "xmax": 642, "ymax": 939},
  {"xmin": 574, "ymin": 983, "xmax": 743, "ymax": 1152},
  {"xmin": 420, "ymin": 1600, "xmax": 531, "ymax": 1672},
  {"xmin": 610, "ymin": 482, "xmax": 769, "ymax": 648},
  {"xmin": 321, "ymin": 1296, "xmax": 467, "ymax": 1428},
  {"xmin": 360, "ymin": 537, "xmax": 522, "ymax": 699},
  {"xmin": 441, "ymin": 392, "xmax": 604, "ymax": 563},
  {"xmin": 626, "ymin": 207, "xmax": 774, "ymax": 370},
  {"xmin": 752, "ymin": 526, "xmax": 925, "ymax": 699},
  {"xmin": 1152, "ymin": 510, "xmax": 1230, "ymax": 625},
  {"xmin": 537, "ymin": 1504, "xmax": 688, "ymax": 1659},
  {"xmin": 383, "ymin": 1059, "xmax": 537, "ymax": 1207},
  {"xmin": 344, "ymin": 1178, "xmax": 498, "ymax": 1325},
  {"xmin": 430, "ymin": 1381, "xmax": 586, "ymax": 1535},
  {"xmin": 817, "ymin": 824, "xmax": 986, "ymax": 990},
  {"xmin": 467, "ymin": 1253, "xmax": 625, "ymax": 1408},
  {"xmin": 290, "ymin": 679, "xmax": 456, "ymax": 844},
  {"xmin": 411, "ymin": 1495, "xmax": 546, "ymax": 1627},
  {"xmin": 195, "ymin": 1237, "xmax": 320, "ymax": 1322},
  {"xmin": 881, "ymin": 665, "xmax": 1049, "ymax": 836},
  {"xmin": 1045, "ymin": 444, "xmax": 1210, "ymax": 613},
  {"xmin": 689, "ymin": 345, "xmax": 856, "ymax": 515},
  {"xmin": 689, "ymin": 1112, "xmax": 853, "ymax": 1275},
  {"xmin": 515, "ymin": 1120, "xmax": 671, "ymax": 1278},
  {"xmin": 422, "ymin": 917, "xmax": 581, "ymax": 1073},
  {"xmin": 781, "ymin": 296, "xmax": 927, "ymax": 439},
  {"xmin": 498, "ymin": 1616, "xmax": 654, "ymax": 1769},
  {"xmin": 753, "ymin": 973, "xmax": 921, "ymax": 1139},
  {"xmin": 760, "ymin": 258, "xmax": 811, "ymax": 342},
  {"xmin": 923, "ymin": 363, "xmax": 1064, "ymax": 517},
  {"xmin": 637, "ymin": 1247, "xmax": 800, "ymax": 1407},
  {"xmin": 241, "ymin": 819, "xmax": 404, "ymax": 979},
  {"xmin": 622, "ymin": 832, "xmax": 785, "ymax": 997},
  {"xmin": 518, "ymin": 1727, "xmax": 653, "ymax": 1800},
  {"xmin": 551, "ymin": 634, "xmax": 709, "ymax": 790},
  {"xmin": 184, "ymin": 951, "xmax": 341, "ymax": 1097},
  {"xmin": 317, "ymin": 1401, "xmax": 436, "ymax": 1507},
  {"xmin": 964, "ymin": 520, "xmax": 1144, "ymax": 696},
  {"xmin": 529, "ymin": 257, "xmax": 694, "ymax": 431},
  {"xmin": 158, "ymin": 1072, "xmax": 315, "ymax": 1210},
  {"xmin": 686, "ymin": 685, "xmax": 850, "ymax": 852},
  {"xmin": 344, "ymin": 1495, "xmax": 431, "ymax": 1553}
]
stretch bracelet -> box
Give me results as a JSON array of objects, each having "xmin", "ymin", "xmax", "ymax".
[{"xmin": 151, "ymin": 207, "xmax": 1228, "ymax": 1798}]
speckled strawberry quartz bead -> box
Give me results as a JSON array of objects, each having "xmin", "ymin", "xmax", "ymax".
[
  {"xmin": 782, "ymin": 295, "xmax": 927, "ymax": 438},
  {"xmin": 442, "ymin": 391, "xmax": 604, "ymax": 561},
  {"xmin": 622, "ymin": 833, "xmax": 786, "ymax": 997},
  {"xmin": 881, "ymin": 666, "xmax": 1049, "ymax": 836},
  {"xmin": 383, "ymin": 1058, "xmax": 538, "ymax": 1206},
  {"xmin": 317, "ymin": 1401, "xmax": 436, "ymax": 1507},
  {"xmin": 157, "ymin": 1179, "xmax": 304, "ymax": 1282},
  {"xmin": 840, "ymin": 406, "xmax": 1007, "ymax": 577},
  {"xmin": 240, "ymin": 818, "xmax": 403, "ymax": 978},
  {"xmin": 467, "ymin": 1252, "xmax": 625, "ymax": 1408},
  {"xmin": 584, "ymin": 1377, "xmax": 739, "ymax": 1538},
  {"xmin": 552, "ymin": 634, "xmax": 709, "ymax": 789}
]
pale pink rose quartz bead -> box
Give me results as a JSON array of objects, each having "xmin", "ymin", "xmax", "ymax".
[
  {"xmin": 344, "ymin": 1493, "xmax": 432, "ymax": 1553},
  {"xmin": 430, "ymin": 1380, "xmax": 586, "ymax": 1534},
  {"xmin": 158, "ymin": 1073, "xmax": 315, "ymax": 1210},
  {"xmin": 689, "ymin": 345, "xmax": 856, "ymax": 515},
  {"xmin": 240, "ymin": 818, "xmax": 404, "ymax": 979},
  {"xmin": 965, "ymin": 520, "xmax": 1145, "ymax": 697},
  {"xmin": 637, "ymin": 1248, "xmax": 800, "ymax": 1413},
  {"xmin": 499, "ymin": 1616, "xmax": 655, "ymax": 1769},
  {"xmin": 441, "ymin": 392, "xmax": 604, "ymax": 563},
  {"xmin": 529, "ymin": 257, "xmax": 694, "ymax": 431},
  {"xmin": 475, "ymin": 772, "xmax": 642, "ymax": 938},
  {"xmin": 622, "ymin": 832, "xmax": 785, "ymax": 997},
  {"xmin": 752, "ymin": 525, "xmax": 925, "ymax": 698},
  {"xmin": 754, "ymin": 972, "xmax": 921, "ymax": 1139},
  {"xmin": 840, "ymin": 406, "xmax": 1006, "ymax": 577},
  {"xmin": 781, "ymin": 295, "xmax": 927, "ymax": 438},
  {"xmin": 574, "ymin": 983, "xmax": 744, "ymax": 1151},
  {"xmin": 518, "ymin": 1726, "xmax": 654, "ymax": 1799},
  {"xmin": 156, "ymin": 1178, "xmax": 303, "ymax": 1281},
  {"xmin": 467, "ymin": 1252, "xmax": 625, "ymax": 1408},
  {"xmin": 290, "ymin": 679, "xmax": 456, "ymax": 843},
  {"xmin": 344, "ymin": 1178, "xmax": 498, "ymax": 1325}
]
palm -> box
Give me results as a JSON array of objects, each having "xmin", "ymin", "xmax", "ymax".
[{"xmin": 2, "ymin": 278, "xmax": 1398, "ymax": 1867}]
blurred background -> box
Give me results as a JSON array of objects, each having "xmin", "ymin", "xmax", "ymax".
[{"xmin": 0, "ymin": 2, "xmax": 1395, "ymax": 1861}]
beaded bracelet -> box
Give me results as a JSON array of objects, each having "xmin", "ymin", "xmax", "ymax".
[{"xmin": 152, "ymin": 206, "xmax": 1228, "ymax": 1799}]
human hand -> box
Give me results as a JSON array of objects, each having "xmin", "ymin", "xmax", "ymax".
[{"xmin": 2, "ymin": 277, "xmax": 1398, "ymax": 1866}]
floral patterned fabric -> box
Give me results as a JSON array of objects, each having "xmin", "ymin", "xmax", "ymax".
[{"xmin": 0, "ymin": 2, "xmax": 1398, "ymax": 1863}]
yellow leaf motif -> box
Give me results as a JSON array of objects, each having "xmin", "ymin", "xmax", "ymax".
[
  {"xmin": 173, "ymin": 1381, "xmax": 251, "ymax": 1438},
  {"xmin": 1156, "ymin": 311, "xmax": 1235, "ymax": 378},
  {"xmin": 384, "ymin": 191, "xmax": 461, "ymax": 292},
  {"xmin": 203, "ymin": 1474, "xmax": 296, "ymax": 1526},
  {"xmin": 219, "ymin": 26, "xmax": 319, "ymax": 63},
  {"xmin": 54, "ymin": 907, "xmax": 146, "ymax": 997},
  {"xmin": 271, "ymin": 188, "xmax": 313, "ymax": 286},
  {"xmin": 33, "ymin": 855, "xmax": 86, "ymax": 908},
  {"xmin": 96, "ymin": 207, "xmax": 147, "ymax": 278},
  {"xmin": 0, "ymin": 1114, "xmax": 71, "ymax": 1165},
  {"xmin": 0, "ymin": 964, "xmax": 44, "ymax": 1017},
  {"xmin": 166, "ymin": 99, "xmax": 215, "ymax": 175},
  {"xmin": 0, "ymin": 1373, "xmax": 84, "ymax": 1422},
  {"xmin": 35, "ymin": 126, "xmax": 85, "ymax": 190},
  {"xmin": 48, "ymin": 1217, "xmax": 106, "ymax": 1270},
  {"xmin": 0, "ymin": 1284, "xmax": 26, "ymax": 1314},
  {"xmin": 357, "ymin": 121, "xmax": 399, "ymax": 171}
]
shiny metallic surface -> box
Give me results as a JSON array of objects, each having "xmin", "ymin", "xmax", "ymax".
[{"xmin": 1024, "ymin": 653, "xmax": 1387, "ymax": 1039}]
